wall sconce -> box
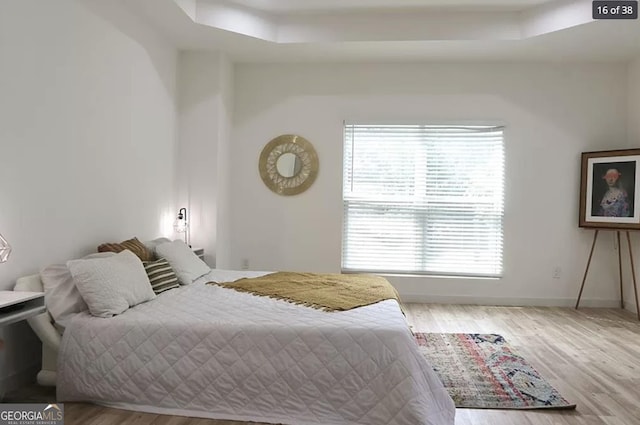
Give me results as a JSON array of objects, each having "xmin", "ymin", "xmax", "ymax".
[
  {"xmin": 174, "ymin": 208, "xmax": 189, "ymax": 246},
  {"xmin": 0, "ymin": 233, "xmax": 11, "ymax": 263}
]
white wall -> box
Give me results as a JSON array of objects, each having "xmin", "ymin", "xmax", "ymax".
[
  {"xmin": 176, "ymin": 52, "xmax": 233, "ymax": 267},
  {"xmin": 216, "ymin": 58, "xmax": 234, "ymax": 268},
  {"xmin": 630, "ymin": 59, "xmax": 640, "ymax": 143},
  {"xmin": 0, "ymin": 0, "xmax": 177, "ymax": 391},
  {"xmin": 626, "ymin": 58, "xmax": 640, "ymax": 313},
  {"xmin": 231, "ymin": 62, "xmax": 628, "ymax": 307}
]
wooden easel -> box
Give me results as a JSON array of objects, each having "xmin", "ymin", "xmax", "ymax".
[{"xmin": 576, "ymin": 229, "xmax": 640, "ymax": 320}]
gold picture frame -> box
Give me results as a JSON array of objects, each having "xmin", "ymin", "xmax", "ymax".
[
  {"xmin": 579, "ymin": 148, "xmax": 640, "ymax": 229},
  {"xmin": 259, "ymin": 134, "xmax": 319, "ymax": 196}
]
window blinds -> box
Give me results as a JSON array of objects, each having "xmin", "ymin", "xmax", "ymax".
[{"xmin": 342, "ymin": 124, "xmax": 504, "ymax": 277}]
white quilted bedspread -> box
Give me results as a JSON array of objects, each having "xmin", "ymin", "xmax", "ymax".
[{"xmin": 57, "ymin": 271, "xmax": 455, "ymax": 425}]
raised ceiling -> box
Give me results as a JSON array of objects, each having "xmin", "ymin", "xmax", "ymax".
[
  {"xmin": 221, "ymin": 0, "xmax": 553, "ymax": 12},
  {"xmin": 117, "ymin": 0, "xmax": 640, "ymax": 62}
]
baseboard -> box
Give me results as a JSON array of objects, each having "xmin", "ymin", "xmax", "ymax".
[
  {"xmin": 0, "ymin": 363, "xmax": 39, "ymax": 395},
  {"xmin": 400, "ymin": 293, "xmax": 623, "ymax": 308}
]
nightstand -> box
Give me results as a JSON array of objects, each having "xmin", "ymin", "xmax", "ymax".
[
  {"xmin": 0, "ymin": 291, "xmax": 45, "ymax": 327},
  {"xmin": 193, "ymin": 248, "xmax": 204, "ymax": 261}
]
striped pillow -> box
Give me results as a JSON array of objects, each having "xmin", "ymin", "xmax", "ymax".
[
  {"xmin": 98, "ymin": 237, "xmax": 154, "ymax": 262},
  {"xmin": 143, "ymin": 258, "xmax": 180, "ymax": 294}
]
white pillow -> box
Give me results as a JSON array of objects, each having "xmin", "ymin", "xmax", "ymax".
[
  {"xmin": 41, "ymin": 252, "xmax": 116, "ymax": 328},
  {"xmin": 67, "ymin": 250, "xmax": 156, "ymax": 318},
  {"xmin": 155, "ymin": 240, "xmax": 210, "ymax": 285},
  {"xmin": 143, "ymin": 237, "xmax": 172, "ymax": 257}
]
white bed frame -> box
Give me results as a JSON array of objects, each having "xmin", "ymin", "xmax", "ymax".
[
  {"xmin": 14, "ymin": 274, "xmax": 60, "ymax": 386},
  {"xmin": 11, "ymin": 238, "xmax": 174, "ymax": 387}
]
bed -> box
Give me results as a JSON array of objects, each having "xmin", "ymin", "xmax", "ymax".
[{"xmin": 17, "ymin": 263, "xmax": 455, "ymax": 425}]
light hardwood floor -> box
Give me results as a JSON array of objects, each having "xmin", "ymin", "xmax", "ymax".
[{"xmin": 14, "ymin": 305, "xmax": 640, "ymax": 425}]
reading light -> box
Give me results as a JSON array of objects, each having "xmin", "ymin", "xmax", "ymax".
[
  {"xmin": 174, "ymin": 208, "xmax": 189, "ymax": 245},
  {"xmin": 0, "ymin": 233, "xmax": 11, "ymax": 263}
]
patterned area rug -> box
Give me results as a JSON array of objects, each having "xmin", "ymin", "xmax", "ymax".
[{"xmin": 414, "ymin": 333, "xmax": 576, "ymax": 410}]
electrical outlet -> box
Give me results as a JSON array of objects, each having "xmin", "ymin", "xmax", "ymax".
[
  {"xmin": 552, "ymin": 267, "xmax": 562, "ymax": 279},
  {"xmin": 241, "ymin": 258, "xmax": 249, "ymax": 270}
]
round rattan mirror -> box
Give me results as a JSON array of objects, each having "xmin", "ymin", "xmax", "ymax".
[{"xmin": 259, "ymin": 134, "xmax": 319, "ymax": 196}]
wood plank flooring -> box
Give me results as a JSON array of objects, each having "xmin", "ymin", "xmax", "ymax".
[{"xmin": 10, "ymin": 305, "xmax": 640, "ymax": 425}]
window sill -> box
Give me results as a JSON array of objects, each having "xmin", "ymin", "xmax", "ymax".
[{"xmin": 342, "ymin": 270, "xmax": 501, "ymax": 280}]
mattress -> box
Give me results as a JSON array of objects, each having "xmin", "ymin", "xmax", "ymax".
[{"xmin": 57, "ymin": 270, "xmax": 455, "ymax": 425}]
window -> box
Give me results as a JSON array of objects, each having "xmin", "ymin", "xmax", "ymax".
[{"xmin": 342, "ymin": 124, "xmax": 504, "ymax": 277}]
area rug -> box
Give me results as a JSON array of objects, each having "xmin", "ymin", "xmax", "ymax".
[{"xmin": 414, "ymin": 333, "xmax": 576, "ymax": 410}]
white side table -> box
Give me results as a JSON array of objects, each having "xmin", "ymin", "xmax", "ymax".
[
  {"xmin": 193, "ymin": 248, "xmax": 204, "ymax": 261},
  {"xmin": 0, "ymin": 291, "xmax": 45, "ymax": 327}
]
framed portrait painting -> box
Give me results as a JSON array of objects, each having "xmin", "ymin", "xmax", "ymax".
[{"xmin": 579, "ymin": 149, "xmax": 640, "ymax": 229}]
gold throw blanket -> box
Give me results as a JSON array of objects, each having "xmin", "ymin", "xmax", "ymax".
[{"xmin": 212, "ymin": 272, "xmax": 401, "ymax": 312}]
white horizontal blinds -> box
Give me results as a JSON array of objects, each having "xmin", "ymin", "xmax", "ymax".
[{"xmin": 343, "ymin": 124, "xmax": 504, "ymax": 277}]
